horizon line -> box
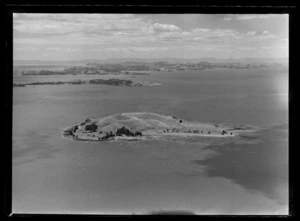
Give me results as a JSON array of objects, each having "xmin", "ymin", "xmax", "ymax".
[{"xmin": 13, "ymin": 57, "xmax": 289, "ymax": 62}]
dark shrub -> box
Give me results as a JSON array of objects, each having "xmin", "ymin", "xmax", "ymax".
[
  {"xmin": 135, "ymin": 131, "xmax": 142, "ymax": 136},
  {"xmin": 85, "ymin": 123, "xmax": 98, "ymax": 132},
  {"xmin": 116, "ymin": 127, "xmax": 135, "ymax": 136}
]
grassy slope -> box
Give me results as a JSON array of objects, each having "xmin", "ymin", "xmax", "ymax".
[{"xmin": 87, "ymin": 113, "xmax": 182, "ymax": 133}]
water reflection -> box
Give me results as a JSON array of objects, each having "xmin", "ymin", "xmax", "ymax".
[
  {"xmin": 193, "ymin": 124, "xmax": 288, "ymax": 205},
  {"xmin": 13, "ymin": 129, "xmax": 61, "ymax": 165}
]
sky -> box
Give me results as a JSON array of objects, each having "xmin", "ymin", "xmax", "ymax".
[{"xmin": 13, "ymin": 14, "xmax": 289, "ymax": 61}]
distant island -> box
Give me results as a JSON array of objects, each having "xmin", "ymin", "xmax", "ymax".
[
  {"xmin": 13, "ymin": 78, "xmax": 161, "ymax": 88},
  {"xmin": 63, "ymin": 112, "xmax": 256, "ymax": 141},
  {"xmin": 13, "ymin": 60, "xmax": 283, "ymax": 76}
]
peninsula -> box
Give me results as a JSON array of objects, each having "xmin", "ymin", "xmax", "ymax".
[
  {"xmin": 13, "ymin": 78, "xmax": 161, "ymax": 88},
  {"xmin": 63, "ymin": 112, "xmax": 255, "ymax": 141}
]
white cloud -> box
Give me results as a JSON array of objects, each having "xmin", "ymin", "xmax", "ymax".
[
  {"xmin": 224, "ymin": 14, "xmax": 279, "ymax": 21},
  {"xmin": 247, "ymin": 31, "xmax": 256, "ymax": 36},
  {"xmin": 13, "ymin": 14, "xmax": 285, "ymax": 59},
  {"xmin": 249, "ymin": 33, "xmax": 277, "ymax": 41},
  {"xmin": 14, "ymin": 46, "xmax": 39, "ymax": 51},
  {"xmin": 13, "ymin": 14, "xmax": 151, "ymax": 35},
  {"xmin": 238, "ymin": 46, "xmax": 255, "ymax": 51},
  {"xmin": 46, "ymin": 47, "xmax": 60, "ymax": 52},
  {"xmin": 191, "ymin": 28, "xmax": 241, "ymax": 39},
  {"xmin": 152, "ymin": 23, "xmax": 180, "ymax": 32},
  {"xmin": 90, "ymin": 47, "xmax": 168, "ymax": 53},
  {"xmin": 46, "ymin": 47, "xmax": 82, "ymax": 53},
  {"xmin": 14, "ymin": 14, "xmax": 277, "ymax": 46}
]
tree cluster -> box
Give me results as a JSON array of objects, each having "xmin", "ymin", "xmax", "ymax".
[{"xmin": 85, "ymin": 123, "xmax": 98, "ymax": 132}]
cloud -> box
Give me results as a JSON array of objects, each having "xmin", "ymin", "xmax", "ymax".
[
  {"xmin": 46, "ymin": 47, "xmax": 82, "ymax": 53},
  {"xmin": 13, "ymin": 14, "xmax": 151, "ymax": 35},
  {"xmin": 246, "ymin": 31, "xmax": 256, "ymax": 36},
  {"xmin": 238, "ymin": 46, "xmax": 255, "ymax": 51},
  {"xmin": 14, "ymin": 14, "xmax": 277, "ymax": 46},
  {"xmin": 14, "ymin": 46, "xmax": 39, "ymax": 51},
  {"xmin": 90, "ymin": 47, "xmax": 168, "ymax": 53},
  {"xmin": 223, "ymin": 14, "xmax": 279, "ymax": 21},
  {"xmin": 151, "ymin": 23, "xmax": 180, "ymax": 32},
  {"xmin": 261, "ymin": 46, "xmax": 272, "ymax": 50},
  {"xmin": 249, "ymin": 33, "xmax": 276, "ymax": 41},
  {"xmin": 13, "ymin": 14, "xmax": 284, "ymax": 59},
  {"xmin": 191, "ymin": 28, "xmax": 242, "ymax": 40}
]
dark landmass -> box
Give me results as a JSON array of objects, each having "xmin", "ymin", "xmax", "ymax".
[
  {"xmin": 13, "ymin": 60, "xmax": 284, "ymax": 76},
  {"xmin": 149, "ymin": 210, "xmax": 196, "ymax": 215},
  {"xmin": 14, "ymin": 57, "xmax": 288, "ymax": 65},
  {"xmin": 13, "ymin": 78, "xmax": 161, "ymax": 87}
]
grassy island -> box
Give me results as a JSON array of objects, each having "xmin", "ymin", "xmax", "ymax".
[{"xmin": 63, "ymin": 112, "xmax": 256, "ymax": 141}]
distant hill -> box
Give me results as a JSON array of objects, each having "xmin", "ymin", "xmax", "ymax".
[{"xmin": 14, "ymin": 57, "xmax": 288, "ymax": 65}]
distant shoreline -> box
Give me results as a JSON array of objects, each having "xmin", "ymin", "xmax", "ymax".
[
  {"xmin": 13, "ymin": 78, "xmax": 161, "ymax": 88},
  {"xmin": 13, "ymin": 60, "xmax": 285, "ymax": 77}
]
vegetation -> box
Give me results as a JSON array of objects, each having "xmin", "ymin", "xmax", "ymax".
[
  {"xmin": 85, "ymin": 123, "xmax": 98, "ymax": 132},
  {"xmin": 13, "ymin": 78, "xmax": 159, "ymax": 87},
  {"xmin": 116, "ymin": 127, "xmax": 135, "ymax": 136},
  {"xmin": 134, "ymin": 131, "xmax": 142, "ymax": 136}
]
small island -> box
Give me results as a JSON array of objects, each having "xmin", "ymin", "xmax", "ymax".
[{"xmin": 63, "ymin": 112, "xmax": 256, "ymax": 141}]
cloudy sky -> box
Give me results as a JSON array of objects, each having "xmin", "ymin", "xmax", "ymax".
[{"xmin": 13, "ymin": 14, "xmax": 289, "ymax": 61}]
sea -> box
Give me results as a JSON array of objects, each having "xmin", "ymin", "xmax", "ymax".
[{"xmin": 12, "ymin": 66, "xmax": 288, "ymax": 214}]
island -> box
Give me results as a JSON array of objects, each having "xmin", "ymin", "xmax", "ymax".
[
  {"xmin": 63, "ymin": 112, "xmax": 256, "ymax": 141},
  {"xmin": 13, "ymin": 78, "xmax": 161, "ymax": 88}
]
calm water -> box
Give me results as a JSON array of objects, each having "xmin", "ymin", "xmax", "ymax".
[{"xmin": 12, "ymin": 67, "xmax": 288, "ymax": 214}]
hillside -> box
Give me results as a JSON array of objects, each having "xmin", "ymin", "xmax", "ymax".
[{"xmin": 86, "ymin": 113, "xmax": 179, "ymax": 132}]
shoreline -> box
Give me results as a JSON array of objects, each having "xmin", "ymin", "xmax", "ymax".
[
  {"xmin": 62, "ymin": 127, "xmax": 255, "ymax": 142},
  {"xmin": 13, "ymin": 78, "xmax": 161, "ymax": 88}
]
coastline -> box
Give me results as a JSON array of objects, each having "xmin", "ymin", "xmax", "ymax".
[
  {"xmin": 62, "ymin": 129, "xmax": 256, "ymax": 142},
  {"xmin": 13, "ymin": 78, "xmax": 161, "ymax": 88}
]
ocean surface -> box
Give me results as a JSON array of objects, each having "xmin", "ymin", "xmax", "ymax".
[{"xmin": 12, "ymin": 67, "xmax": 288, "ymax": 214}]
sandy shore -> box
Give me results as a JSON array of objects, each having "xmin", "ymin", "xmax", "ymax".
[
  {"xmin": 63, "ymin": 128, "xmax": 256, "ymax": 142},
  {"xmin": 146, "ymin": 132, "xmax": 235, "ymax": 137}
]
